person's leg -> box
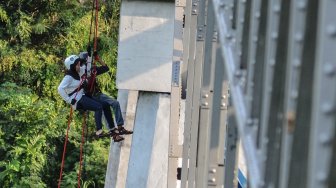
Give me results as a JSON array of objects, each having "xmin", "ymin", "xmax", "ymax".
[
  {"xmin": 93, "ymin": 94, "xmax": 115, "ymax": 130},
  {"xmin": 98, "ymin": 93, "xmax": 124, "ymax": 126},
  {"xmin": 100, "ymin": 100, "xmax": 115, "ymax": 128},
  {"xmin": 97, "ymin": 93, "xmax": 132, "ymax": 135},
  {"xmin": 93, "ymin": 95, "xmax": 124, "ymax": 141},
  {"xmin": 77, "ymin": 96, "xmax": 103, "ymax": 132}
]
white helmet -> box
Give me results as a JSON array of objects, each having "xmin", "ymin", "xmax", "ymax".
[{"xmin": 64, "ymin": 55, "xmax": 79, "ymax": 70}]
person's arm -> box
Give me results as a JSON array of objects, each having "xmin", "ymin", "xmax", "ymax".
[
  {"xmin": 58, "ymin": 76, "xmax": 72, "ymax": 104},
  {"xmin": 94, "ymin": 55, "xmax": 110, "ymax": 75},
  {"xmin": 96, "ymin": 56, "xmax": 106, "ymax": 66}
]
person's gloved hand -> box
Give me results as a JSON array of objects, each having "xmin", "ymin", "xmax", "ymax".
[
  {"xmin": 87, "ymin": 45, "xmax": 92, "ymax": 57},
  {"xmin": 80, "ymin": 80, "xmax": 88, "ymax": 89},
  {"xmin": 71, "ymin": 99, "xmax": 77, "ymax": 105}
]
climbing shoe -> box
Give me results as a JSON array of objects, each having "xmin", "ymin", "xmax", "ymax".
[
  {"xmin": 118, "ymin": 126, "xmax": 133, "ymax": 135},
  {"xmin": 109, "ymin": 129, "xmax": 124, "ymax": 142},
  {"xmin": 93, "ymin": 130, "xmax": 110, "ymax": 139}
]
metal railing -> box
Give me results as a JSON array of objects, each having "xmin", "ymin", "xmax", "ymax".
[{"xmin": 180, "ymin": 0, "xmax": 336, "ymax": 187}]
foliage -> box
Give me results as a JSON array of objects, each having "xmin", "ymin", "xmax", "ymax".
[{"xmin": 0, "ymin": 0, "xmax": 121, "ymax": 187}]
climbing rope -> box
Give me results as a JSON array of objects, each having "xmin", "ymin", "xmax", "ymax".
[
  {"xmin": 58, "ymin": 107, "xmax": 73, "ymax": 188},
  {"xmin": 88, "ymin": 0, "xmax": 95, "ymax": 51},
  {"xmin": 82, "ymin": 113, "xmax": 90, "ymax": 181},
  {"xmin": 77, "ymin": 112, "xmax": 87, "ymax": 187},
  {"xmin": 58, "ymin": 76, "xmax": 86, "ymax": 188},
  {"xmin": 94, "ymin": 0, "xmax": 99, "ymax": 52},
  {"xmin": 77, "ymin": 0, "xmax": 100, "ymax": 187},
  {"xmin": 58, "ymin": 0, "xmax": 100, "ymax": 187},
  {"xmin": 89, "ymin": 0, "xmax": 99, "ymax": 95}
]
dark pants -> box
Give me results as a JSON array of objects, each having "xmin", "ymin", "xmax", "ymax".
[
  {"xmin": 77, "ymin": 95, "xmax": 114, "ymax": 131},
  {"xmin": 94, "ymin": 93, "xmax": 124, "ymax": 128}
]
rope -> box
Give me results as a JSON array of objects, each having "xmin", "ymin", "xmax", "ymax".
[
  {"xmin": 88, "ymin": 0, "xmax": 95, "ymax": 51},
  {"xmin": 58, "ymin": 77, "xmax": 86, "ymax": 188},
  {"xmin": 77, "ymin": 112, "xmax": 87, "ymax": 188},
  {"xmin": 58, "ymin": 107, "xmax": 73, "ymax": 188},
  {"xmin": 94, "ymin": 0, "xmax": 99, "ymax": 51},
  {"xmin": 89, "ymin": 0, "xmax": 99, "ymax": 95},
  {"xmin": 59, "ymin": 0, "xmax": 100, "ymax": 186},
  {"xmin": 77, "ymin": 0, "xmax": 99, "ymax": 186},
  {"xmin": 82, "ymin": 112, "xmax": 89, "ymax": 180}
]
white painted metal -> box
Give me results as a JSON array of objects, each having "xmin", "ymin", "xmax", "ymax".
[
  {"xmin": 106, "ymin": 1, "xmax": 336, "ymax": 188},
  {"xmin": 180, "ymin": 0, "xmax": 200, "ymax": 185},
  {"xmin": 212, "ymin": 0, "xmax": 262, "ymax": 187},
  {"xmin": 195, "ymin": 0, "xmax": 216, "ymax": 185},
  {"xmin": 259, "ymin": 0, "xmax": 282, "ymax": 186},
  {"xmin": 308, "ymin": 0, "xmax": 336, "ymax": 188},
  {"xmin": 279, "ymin": 1, "xmax": 307, "ymax": 187},
  {"xmin": 168, "ymin": 0, "xmax": 185, "ymax": 186}
]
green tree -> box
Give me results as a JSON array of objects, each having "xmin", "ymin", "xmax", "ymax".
[{"xmin": 0, "ymin": 0, "xmax": 121, "ymax": 187}]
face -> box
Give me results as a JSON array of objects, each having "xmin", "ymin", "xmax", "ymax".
[{"xmin": 75, "ymin": 62, "xmax": 80, "ymax": 73}]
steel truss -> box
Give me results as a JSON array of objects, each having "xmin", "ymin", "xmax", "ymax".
[{"xmin": 180, "ymin": 0, "xmax": 336, "ymax": 187}]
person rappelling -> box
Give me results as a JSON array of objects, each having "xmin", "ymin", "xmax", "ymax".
[
  {"xmin": 57, "ymin": 53, "xmax": 125, "ymax": 142},
  {"xmin": 80, "ymin": 49, "xmax": 133, "ymax": 136},
  {"xmin": 56, "ymin": 0, "xmax": 134, "ymax": 186}
]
